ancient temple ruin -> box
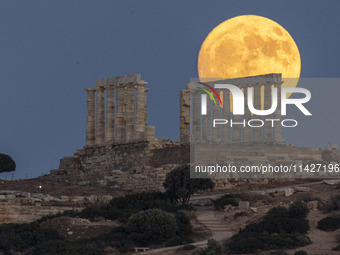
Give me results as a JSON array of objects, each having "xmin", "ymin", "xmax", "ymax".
[
  {"xmin": 84, "ymin": 74, "xmax": 155, "ymax": 147},
  {"xmin": 83, "ymin": 73, "xmax": 286, "ymax": 148},
  {"xmin": 179, "ymin": 73, "xmax": 284, "ymax": 144},
  {"xmin": 52, "ymin": 73, "xmax": 340, "ymax": 192}
]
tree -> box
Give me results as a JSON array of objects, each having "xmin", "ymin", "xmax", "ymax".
[
  {"xmin": 0, "ymin": 153, "xmax": 16, "ymax": 173},
  {"xmin": 163, "ymin": 165, "xmax": 214, "ymax": 204},
  {"xmin": 125, "ymin": 209, "xmax": 178, "ymax": 245},
  {"xmin": 288, "ymin": 201, "xmax": 309, "ymax": 218}
]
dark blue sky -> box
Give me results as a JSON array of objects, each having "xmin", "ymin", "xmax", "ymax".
[{"xmin": 0, "ymin": 0, "xmax": 339, "ymax": 179}]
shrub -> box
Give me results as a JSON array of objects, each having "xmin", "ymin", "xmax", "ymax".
[
  {"xmin": 228, "ymin": 202, "xmax": 310, "ymax": 253},
  {"xmin": 33, "ymin": 240, "xmax": 104, "ymax": 255},
  {"xmin": 36, "ymin": 210, "xmax": 80, "ymax": 224},
  {"xmin": 262, "ymin": 234, "xmax": 311, "ymax": 248},
  {"xmin": 265, "ymin": 206, "xmax": 289, "ymax": 219},
  {"xmin": 333, "ymin": 244, "xmax": 340, "ymax": 251},
  {"xmin": 0, "ymin": 153, "xmax": 16, "ymax": 173},
  {"xmin": 288, "ymin": 201, "xmax": 309, "ymax": 218},
  {"xmin": 174, "ymin": 212, "xmax": 193, "ymax": 242},
  {"xmin": 163, "ymin": 165, "xmax": 214, "ymax": 204},
  {"xmin": 182, "ymin": 244, "xmax": 196, "ymax": 250},
  {"xmin": 244, "ymin": 216, "xmax": 309, "ymax": 234},
  {"xmin": 78, "ymin": 207, "xmax": 105, "ymax": 221},
  {"xmin": 317, "ymin": 216, "xmax": 340, "ymax": 231},
  {"xmin": 234, "ymin": 211, "xmax": 247, "ymax": 219},
  {"xmin": 96, "ymin": 226, "xmax": 133, "ymax": 253},
  {"xmin": 0, "ymin": 222, "xmax": 63, "ymax": 253},
  {"xmin": 259, "ymin": 204, "xmax": 309, "ymax": 234},
  {"xmin": 0, "ymin": 221, "xmax": 107, "ymax": 254},
  {"xmin": 79, "ymin": 191, "xmax": 188, "ymax": 223},
  {"xmin": 199, "ymin": 239, "xmax": 223, "ymax": 255},
  {"xmin": 270, "ymin": 251, "xmax": 288, "ymax": 255},
  {"xmin": 213, "ymin": 194, "xmax": 239, "ymax": 211},
  {"xmin": 125, "ymin": 209, "xmax": 178, "ymax": 245},
  {"xmin": 294, "ymin": 251, "xmax": 308, "ymax": 255},
  {"xmin": 32, "ymin": 191, "xmax": 194, "ymax": 253},
  {"xmin": 165, "ymin": 236, "xmax": 185, "ymax": 247},
  {"xmin": 229, "ymin": 233, "xmax": 310, "ymax": 253},
  {"xmin": 326, "ymin": 195, "xmax": 340, "ymax": 212},
  {"xmin": 229, "ymin": 232, "xmax": 264, "ymax": 253},
  {"xmin": 86, "ymin": 192, "xmax": 193, "ymax": 250}
]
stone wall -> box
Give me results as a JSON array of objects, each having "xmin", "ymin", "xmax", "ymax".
[
  {"xmin": 50, "ymin": 139, "xmax": 340, "ymax": 192},
  {"xmin": 0, "ymin": 190, "xmax": 112, "ymax": 224},
  {"xmin": 50, "ymin": 139, "xmax": 189, "ymax": 192}
]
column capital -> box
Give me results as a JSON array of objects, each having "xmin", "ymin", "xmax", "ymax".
[
  {"xmin": 136, "ymin": 81, "xmax": 148, "ymax": 86},
  {"xmin": 106, "ymin": 85, "xmax": 115, "ymax": 90},
  {"xmin": 192, "ymin": 89, "xmax": 202, "ymax": 95},
  {"xmin": 85, "ymin": 88, "xmax": 96, "ymax": 92},
  {"xmin": 116, "ymin": 83, "xmax": 126, "ymax": 89},
  {"xmin": 96, "ymin": 86, "xmax": 105, "ymax": 91},
  {"xmin": 238, "ymin": 84, "xmax": 247, "ymax": 89},
  {"xmin": 273, "ymin": 81, "xmax": 284, "ymax": 86},
  {"xmin": 264, "ymin": 81, "xmax": 274, "ymax": 86},
  {"xmin": 125, "ymin": 83, "xmax": 135, "ymax": 88}
]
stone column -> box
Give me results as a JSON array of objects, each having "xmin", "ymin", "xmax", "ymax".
[
  {"xmin": 192, "ymin": 90, "xmax": 201, "ymax": 142},
  {"xmin": 243, "ymin": 85, "xmax": 252, "ymax": 143},
  {"xmin": 232, "ymin": 117, "xmax": 242, "ymax": 143},
  {"xmin": 116, "ymin": 84, "xmax": 126, "ymax": 143},
  {"xmin": 179, "ymin": 89, "xmax": 191, "ymax": 143},
  {"xmin": 85, "ymin": 88, "xmax": 96, "ymax": 147},
  {"xmin": 222, "ymin": 90, "xmax": 231, "ymax": 144},
  {"xmin": 125, "ymin": 83, "xmax": 135, "ymax": 142},
  {"xmin": 212, "ymin": 89, "xmax": 222, "ymax": 143},
  {"xmin": 202, "ymin": 95, "xmax": 211, "ymax": 143},
  {"xmin": 273, "ymin": 82, "xmax": 285, "ymax": 143},
  {"xmin": 263, "ymin": 84, "xmax": 274, "ymax": 142},
  {"xmin": 252, "ymin": 84, "xmax": 262, "ymax": 142},
  {"xmin": 95, "ymin": 86, "xmax": 105, "ymax": 145},
  {"xmin": 136, "ymin": 82, "xmax": 147, "ymax": 140},
  {"xmin": 232, "ymin": 87, "xmax": 242, "ymax": 144},
  {"xmin": 106, "ymin": 85, "xmax": 115, "ymax": 144}
]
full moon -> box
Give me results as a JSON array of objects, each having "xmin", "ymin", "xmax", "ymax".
[{"xmin": 198, "ymin": 15, "xmax": 301, "ymax": 88}]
